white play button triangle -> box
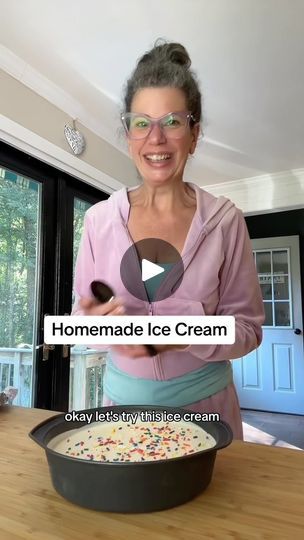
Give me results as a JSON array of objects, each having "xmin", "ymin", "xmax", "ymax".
[
  {"xmin": 141, "ymin": 259, "xmax": 164, "ymax": 282},
  {"xmin": 120, "ymin": 238, "xmax": 184, "ymax": 301}
]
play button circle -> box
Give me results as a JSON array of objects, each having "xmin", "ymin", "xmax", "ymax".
[{"xmin": 120, "ymin": 238, "xmax": 184, "ymax": 302}]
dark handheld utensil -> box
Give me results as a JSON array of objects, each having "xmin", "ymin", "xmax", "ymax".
[
  {"xmin": 90, "ymin": 280, "xmax": 158, "ymax": 357},
  {"xmin": 144, "ymin": 344, "xmax": 158, "ymax": 356},
  {"xmin": 91, "ymin": 280, "xmax": 115, "ymax": 303}
]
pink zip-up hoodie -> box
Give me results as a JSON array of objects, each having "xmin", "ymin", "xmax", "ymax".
[{"xmin": 72, "ymin": 182, "xmax": 265, "ymax": 438}]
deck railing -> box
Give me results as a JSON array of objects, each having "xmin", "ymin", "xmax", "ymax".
[{"xmin": 0, "ymin": 347, "xmax": 108, "ymax": 409}]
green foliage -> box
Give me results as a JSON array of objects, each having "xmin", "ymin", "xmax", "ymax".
[
  {"xmin": 0, "ymin": 171, "xmax": 39, "ymax": 347},
  {"xmin": 72, "ymin": 198, "xmax": 91, "ymax": 305},
  {"xmin": 0, "ymin": 175, "xmax": 92, "ymax": 347}
]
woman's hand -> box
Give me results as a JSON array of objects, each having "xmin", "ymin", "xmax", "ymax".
[{"xmin": 79, "ymin": 297, "xmax": 125, "ymax": 316}]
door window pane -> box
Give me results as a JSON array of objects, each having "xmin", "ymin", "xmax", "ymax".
[
  {"xmin": 69, "ymin": 197, "xmax": 107, "ymax": 411},
  {"xmin": 0, "ymin": 168, "xmax": 40, "ymax": 407},
  {"xmin": 263, "ymin": 302, "xmax": 273, "ymax": 326},
  {"xmin": 256, "ymin": 251, "xmax": 271, "ymax": 274},
  {"xmin": 254, "ymin": 248, "xmax": 292, "ymax": 327},
  {"xmin": 273, "ymin": 250, "xmax": 288, "ymax": 274},
  {"xmin": 274, "ymin": 302, "xmax": 290, "ymax": 326},
  {"xmin": 259, "ymin": 275, "xmax": 272, "ymax": 300},
  {"xmin": 274, "ymin": 275, "xmax": 289, "ymax": 300}
]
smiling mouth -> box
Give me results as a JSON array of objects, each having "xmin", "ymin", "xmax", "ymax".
[{"xmin": 144, "ymin": 153, "xmax": 172, "ymax": 163}]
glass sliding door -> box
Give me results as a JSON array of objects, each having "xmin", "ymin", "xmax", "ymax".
[{"xmin": 0, "ymin": 167, "xmax": 41, "ymax": 407}]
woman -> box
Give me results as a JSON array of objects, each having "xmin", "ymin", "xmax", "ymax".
[{"xmin": 72, "ymin": 40, "xmax": 265, "ymax": 439}]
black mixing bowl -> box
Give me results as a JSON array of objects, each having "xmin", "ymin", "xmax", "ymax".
[{"xmin": 29, "ymin": 405, "xmax": 233, "ymax": 513}]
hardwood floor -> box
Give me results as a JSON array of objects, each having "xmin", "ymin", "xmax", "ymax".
[{"xmin": 241, "ymin": 409, "xmax": 304, "ymax": 450}]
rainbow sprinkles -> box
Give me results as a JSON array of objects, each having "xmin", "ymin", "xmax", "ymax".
[{"xmin": 48, "ymin": 419, "xmax": 216, "ymax": 462}]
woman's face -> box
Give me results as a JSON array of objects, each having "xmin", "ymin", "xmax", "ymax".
[{"xmin": 127, "ymin": 87, "xmax": 200, "ymax": 186}]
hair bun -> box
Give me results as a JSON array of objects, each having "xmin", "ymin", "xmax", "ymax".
[
  {"xmin": 164, "ymin": 43, "xmax": 191, "ymax": 69},
  {"xmin": 138, "ymin": 39, "xmax": 191, "ymax": 70}
]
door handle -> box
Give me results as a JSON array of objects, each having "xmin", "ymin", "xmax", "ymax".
[
  {"xmin": 62, "ymin": 344, "xmax": 70, "ymax": 358},
  {"xmin": 39, "ymin": 315, "xmax": 71, "ymax": 360},
  {"xmin": 40, "ymin": 313, "xmax": 55, "ymax": 360},
  {"xmin": 36, "ymin": 343, "xmax": 70, "ymax": 360},
  {"xmin": 62, "ymin": 314, "xmax": 72, "ymax": 358},
  {"xmin": 42, "ymin": 343, "xmax": 55, "ymax": 361},
  {"xmin": 294, "ymin": 328, "xmax": 302, "ymax": 335}
]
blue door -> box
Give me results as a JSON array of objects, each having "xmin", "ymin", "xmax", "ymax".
[{"xmin": 232, "ymin": 236, "xmax": 304, "ymax": 414}]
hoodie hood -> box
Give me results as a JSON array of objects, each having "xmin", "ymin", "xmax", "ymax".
[{"xmin": 193, "ymin": 185, "xmax": 235, "ymax": 235}]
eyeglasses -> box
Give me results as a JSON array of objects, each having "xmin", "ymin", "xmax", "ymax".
[{"xmin": 120, "ymin": 111, "xmax": 196, "ymax": 140}]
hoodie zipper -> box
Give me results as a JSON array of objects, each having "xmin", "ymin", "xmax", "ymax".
[
  {"xmin": 149, "ymin": 229, "xmax": 208, "ymax": 382},
  {"xmin": 147, "ymin": 301, "xmax": 164, "ymax": 380},
  {"xmin": 149, "ymin": 232, "xmax": 208, "ymax": 382},
  {"xmin": 123, "ymin": 224, "xmax": 163, "ymax": 380}
]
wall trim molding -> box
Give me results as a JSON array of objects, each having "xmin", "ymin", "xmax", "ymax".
[
  {"xmin": 202, "ymin": 170, "xmax": 304, "ymax": 215},
  {"xmin": 0, "ymin": 115, "xmax": 123, "ymax": 193}
]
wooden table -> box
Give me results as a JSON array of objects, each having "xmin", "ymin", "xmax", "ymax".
[{"xmin": 0, "ymin": 407, "xmax": 304, "ymax": 540}]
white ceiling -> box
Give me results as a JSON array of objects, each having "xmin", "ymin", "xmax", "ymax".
[{"xmin": 1, "ymin": 0, "xmax": 304, "ymax": 186}]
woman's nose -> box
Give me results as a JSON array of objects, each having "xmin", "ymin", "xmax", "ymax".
[{"xmin": 148, "ymin": 121, "xmax": 167, "ymax": 143}]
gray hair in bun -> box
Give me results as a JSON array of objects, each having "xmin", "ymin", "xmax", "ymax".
[{"xmin": 123, "ymin": 38, "xmax": 202, "ymax": 125}]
